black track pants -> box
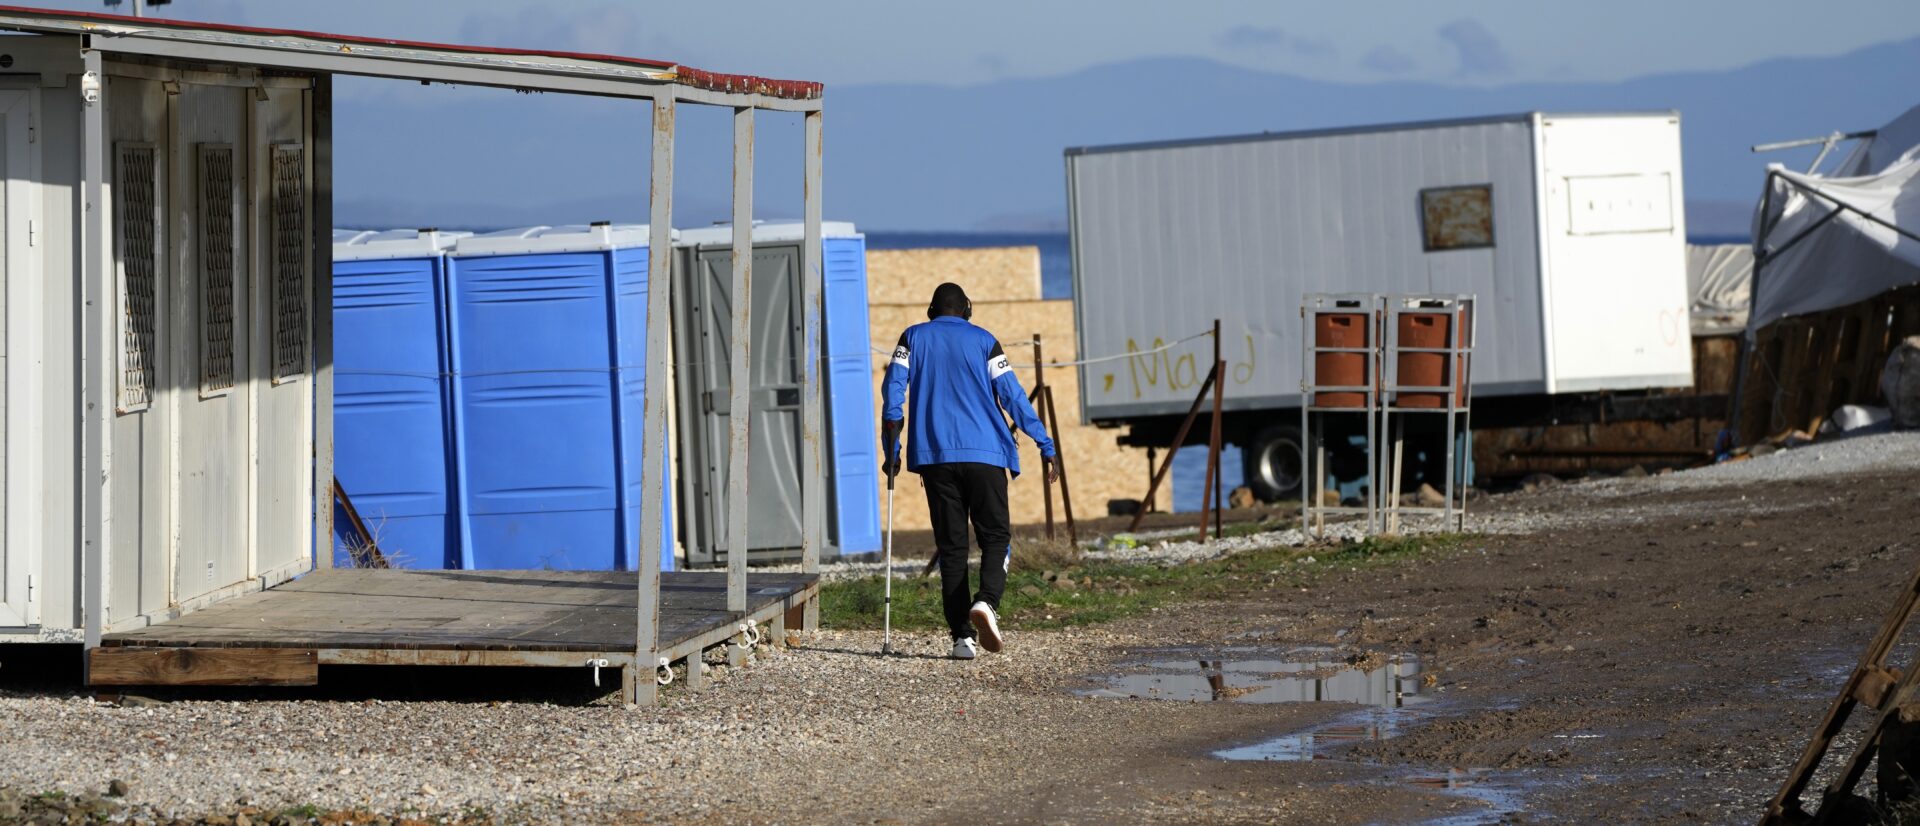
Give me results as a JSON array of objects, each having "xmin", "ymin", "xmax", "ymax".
[{"xmin": 919, "ymin": 462, "xmax": 1011, "ymax": 640}]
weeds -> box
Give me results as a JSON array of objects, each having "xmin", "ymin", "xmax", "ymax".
[{"xmin": 821, "ymin": 532, "xmax": 1469, "ymax": 633}]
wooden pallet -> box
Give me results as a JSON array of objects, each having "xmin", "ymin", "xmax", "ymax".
[
  {"xmin": 1740, "ymin": 286, "xmax": 1920, "ymax": 445},
  {"xmin": 90, "ymin": 569, "xmax": 817, "ymax": 689}
]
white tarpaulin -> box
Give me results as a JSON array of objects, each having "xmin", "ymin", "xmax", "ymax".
[
  {"xmin": 1749, "ymin": 105, "xmax": 1920, "ymax": 338},
  {"xmin": 1687, "ymin": 244, "xmax": 1752, "ymax": 335}
]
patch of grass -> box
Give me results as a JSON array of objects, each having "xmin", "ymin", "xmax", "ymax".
[
  {"xmin": 279, "ymin": 803, "xmax": 323, "ymax": 820},
  {"xmin": 821, "ymin": 532, "xmax": 1470, "ymax": 633}
]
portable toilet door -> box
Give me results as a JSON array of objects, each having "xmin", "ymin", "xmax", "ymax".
[
  {"xmin": 331, "ymin": 229, "xmax": 465, "ymax": 568},
  {"xmin": 446, "ymin": 224, "xmax": 674, "ymax": 571},
  {"xmin": 671, "ymin": 221, "xmax": 879, "ymax": 566}
]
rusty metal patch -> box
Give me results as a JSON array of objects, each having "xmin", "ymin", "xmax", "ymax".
[{"xmin": 1421, "ymin": 184, "xmax": 1495, "ymax": 252}]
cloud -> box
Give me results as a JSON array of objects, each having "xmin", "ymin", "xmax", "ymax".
[
  {"xmin": 1217, "ymin": 24, "xmax": 1287, "ymax": 49},
  {"xmin": 1214, "ymin": 24, "xmax": 1336, "ymax": 59},
  {"xmin": 1437, "ymin": 19, "xmax": 1511, "ymax": 76},
  {"xmin": 1361, "ymin": 45, "xmax": 1415, "ymax": 75},
  {"xmin": 458, "ymin": 6, "xmax": 651, "ymax": 59}
]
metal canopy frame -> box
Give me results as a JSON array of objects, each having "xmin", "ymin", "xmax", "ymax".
[{"xmin": 0, "ymin": 5, "xmax": 824, "ymax": 705}]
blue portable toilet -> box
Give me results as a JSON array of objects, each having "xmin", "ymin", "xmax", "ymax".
[
  {"xmin": 671, "ymin": 222, "xmax": 880, "ymax": 564},
  {"xmin": 331, "ymin": 229, "xmax": 465, "ymax": 568},
  {"xmin": 446, "ymin": 224, "xmax": 675, "ymax": 572}
]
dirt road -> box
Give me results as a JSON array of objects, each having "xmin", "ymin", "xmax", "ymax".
[{"xmin": 3, "ymin": 455, "xmax": 1915, "ymax": 824}]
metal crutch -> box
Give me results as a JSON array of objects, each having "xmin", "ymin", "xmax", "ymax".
[{"xmin": 883, "ymin": 466, "xmax": 897, "ymax": 656}]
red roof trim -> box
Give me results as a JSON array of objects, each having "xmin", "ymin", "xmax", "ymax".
[{"xmin": 0, "ymin": 4, "xmax": 822, "ymax": 100}]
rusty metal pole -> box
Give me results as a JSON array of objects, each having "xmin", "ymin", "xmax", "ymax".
[
  {"xmin": 1033, "ymin": 333, "xmax": 1054, "ymax": 539},
  {"xmin": 1145, "ymin": 447, "xmax": 1156, "ymax": 514},
  {"xmin": 632, "ymin": 90, "xmax": 675, "ymax": 705},
  {"xmin": 725, "ymin": 106, "xmax": 754, "ymax": 615}
]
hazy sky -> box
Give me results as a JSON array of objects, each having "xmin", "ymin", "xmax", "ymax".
[{"xmin": 45, "ymin": 0, "xmax": 1920, "ymax": 89}]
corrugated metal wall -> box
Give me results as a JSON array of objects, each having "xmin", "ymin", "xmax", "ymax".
[{"xmin": 1068, "ymin": 119, "xmax": 1545, "ymax": 421}]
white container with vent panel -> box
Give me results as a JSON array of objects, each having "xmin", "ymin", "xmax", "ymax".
[{"xmin": 0, "ymin": 36, "xmax": 328, "ymax": 644}]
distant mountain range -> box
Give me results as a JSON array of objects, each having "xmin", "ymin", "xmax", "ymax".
[{"xmin": 334, "ymin": 36, "xmax": 1920, "ymax": 239}]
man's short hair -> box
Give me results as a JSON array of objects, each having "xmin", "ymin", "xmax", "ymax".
[{"xmin": 929, "ymin": 282, "xmax": 971, "ymax": 320}]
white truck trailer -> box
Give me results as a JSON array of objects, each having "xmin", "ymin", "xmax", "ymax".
[{"xmin": 1065, "ymin": 112, "xmax": 1694, "ymax": 499}]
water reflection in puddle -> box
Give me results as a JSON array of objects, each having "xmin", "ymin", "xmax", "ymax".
[
  {"xmin": 1213, "ymin": 706, "xmax": 1417, "ymax": 761},
  {"xmin": 1077, "ymin": 646, "xmax": 1430, "ymax": 708},
  {"xmin": 1078, "ymin": 645, "xmax": 1534, "ymax": 823}
]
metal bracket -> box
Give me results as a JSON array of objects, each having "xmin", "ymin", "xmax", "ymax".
[
  {"xmin": 587, "ymin": 657, "xmax": 609, "ymax": 687},
  {"xmin": 655, "ymin": 657, "xmax": 674, "ymax": 686}
]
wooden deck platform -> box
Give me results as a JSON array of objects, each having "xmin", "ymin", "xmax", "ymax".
[{"xmin": 89, "ymin": 570, "xmax": 818, "ymax": 691}]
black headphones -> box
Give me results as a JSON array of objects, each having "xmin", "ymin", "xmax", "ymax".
[{"xmin": 927, "ymin": 284, "xmax": 973, "ymax": 320}]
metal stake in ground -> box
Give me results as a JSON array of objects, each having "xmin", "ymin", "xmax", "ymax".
[{"xmin": 882, "ymin": 467, "xmax": 897, "ymax": 656}]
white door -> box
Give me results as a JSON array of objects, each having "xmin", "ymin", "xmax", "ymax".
[{"xmin": 0, "ymin": 89, "xmax": 36, "ymax": 627}]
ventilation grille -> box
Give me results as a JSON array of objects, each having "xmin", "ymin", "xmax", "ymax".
[
  {"xmin": 199, "ymin": 144, "xmax": 236, "ymax": 393},
  {"xmin": 116, "ymin": 144, "xmax": 159, "ymax": 409},
  {"xmin": 270, "ymin": 145, "xmax": 306, "ymax": 380}
]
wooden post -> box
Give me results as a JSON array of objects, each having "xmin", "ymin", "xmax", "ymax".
[
  {"xmin": 1127, "ymin": 364, "xmax": 1218, "ymax": 534},
  {"xmin": 1211, "ymin": 319, "xmax": 1225, "ymax": 539},
  {"xmin": 1033, "ymin": 334, "xmax": 1054, "ymax": 539},
  {"xmin": 1042, "ymin": 385, "xmax": 1077, "ymax": 545},
  {"xmin": 1198, "ymin": 320, "xmax": 1223, "ymax": 543},
  {"xmin": 1145, "ymin": 447, "xmax": 1157, "ymax": 513}
]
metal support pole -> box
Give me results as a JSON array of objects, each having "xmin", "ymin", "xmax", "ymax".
[
  {"xmin": 80, "ymin": 45, "xmax": 109, "ymax": 651},
  {"xmin": 631, "ymin": 91, "xmax": 675, "ymax": 705},
  {"xmin": 684, "ymin": 648, "xmax": 706, "ymax": 692},
  {"xmin": 311, "ymin": 73, "xmax": 336, "ymax": 572},
  {"xmin": 1033, "ymin": 333, "xmax": 1053, "ymax": 539},
  {"xmin": 1210, "ymin": 320, "xmax": 1224, "ymax": 539},
  {"xmin": 799, "ymin": 109, "xmax": 824, "ymax": 630},
  {"xmin": 725, "ymin": 106, "xmax": 754, "ymax": 614}
]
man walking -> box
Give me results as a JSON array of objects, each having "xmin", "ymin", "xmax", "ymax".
[{"xmin": 882, "ymin": 282, "xmax": 1056, "ymax": 660}]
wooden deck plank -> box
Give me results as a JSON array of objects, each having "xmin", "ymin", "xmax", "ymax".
[
  {"xmin": 102, "ymin": 570, "xmax": 817, "ymax": 654},
  {"xmin": 89, "ymin": 647, "xmax": 319, "ymax": 686}
]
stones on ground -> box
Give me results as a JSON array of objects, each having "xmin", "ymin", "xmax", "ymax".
[
  {"xmin": 107, "ymin": 779, "xmax": 130, "ymax": 798},
  {"xmin": 1517, "ymin": 473, "xmax": 1559, "ymax": 492},
  {"xmin": 1621, "ymin": 465, "xmax": 1649, "ymax": 478},
  {"xmin": 1416, "ymin": 483, "xmax": 1445, "ymax": 507},
  {"xmin": 1019, "ymin": 584, "xmax": 1045, "ymax": 597},
  {"xmin": 1228, "ymin": 486, "xmax": 1257, "ymax": 509}
]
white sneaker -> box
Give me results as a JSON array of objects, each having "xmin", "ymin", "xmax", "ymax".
[
  {"xmin": 950, "ymin": 637, "xmax": 978, "ymax": 660},
  {"xmin": 970, "ymin": 601, "xmax": 1003, "ymax": 653}
]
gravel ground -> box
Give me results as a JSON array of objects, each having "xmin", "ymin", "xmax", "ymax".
[{"xmin": 5, "ymin": 428, "xmax": 1917, "ymax": 824}]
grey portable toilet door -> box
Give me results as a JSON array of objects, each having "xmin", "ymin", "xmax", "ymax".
[
  {"xmin": 691, "ymin": 245, "xmax": 806, "ymax": 556},
  {"xmin": 0, "ymin": 89, "xmax": 34, "ymax": 627}
]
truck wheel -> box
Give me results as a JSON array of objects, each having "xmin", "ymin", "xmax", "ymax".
[{"xmin": 1244, "ymin": 424, "xmax": 1304, "ymax": 502}]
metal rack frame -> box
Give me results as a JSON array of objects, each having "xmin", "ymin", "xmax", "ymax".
[
  {"xmin": 1379, "ymin": 295, "xmax": 1476, "ymax": 534},
  {"xmin": 1299, "ymin": 294, "xmax": 1383, "ymax": 537}
]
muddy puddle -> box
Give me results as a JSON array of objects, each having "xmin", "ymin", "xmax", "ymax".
[
  {"xmin": 1075, "ymin": 645, "xmax": 1430, "ymax": 706},
  {"xmin": 1080, "ymin": 646, "xmax": 1532, "ymax": 823}
]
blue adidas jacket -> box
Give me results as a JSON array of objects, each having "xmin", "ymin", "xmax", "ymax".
[{"xmin": 883, "ymin": 316, "xmax": 1055, "ymax": 475}]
